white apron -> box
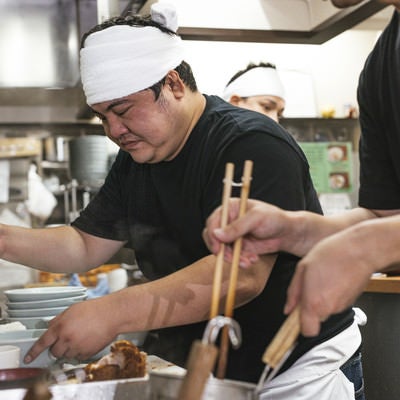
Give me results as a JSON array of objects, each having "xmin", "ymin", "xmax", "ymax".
[{"xmin": 259, "ymin": 320, "xmax": 362, "ymax": 400}]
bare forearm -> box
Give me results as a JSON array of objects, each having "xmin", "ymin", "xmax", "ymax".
[
  {"xmin": 355, "ymin": 215, "xmax": 400, "ymax": 273},
  {"xmin": 286, "ymin": 207, "xmax": 376, "ymax": 256},
  {"xmin": 204, "ymin": 200, "xmax": 377, "ymax": 263},
  {"xmin": 111, "ymin": 254, "xmax": 273, "ymax": 333},
  {"xmin": 0, "ymin": 224, "xmax": 118, "ymax": 273}
]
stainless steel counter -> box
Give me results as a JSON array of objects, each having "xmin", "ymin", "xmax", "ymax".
[{"xmin": 0, "ymin": 378, "xmax": 150, "ymax": 400}]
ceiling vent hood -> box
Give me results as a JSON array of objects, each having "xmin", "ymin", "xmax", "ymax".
[
  {"xmin": 0, "ymin": 0, "xmax": 145, "ymax": 123},
  {"xmin": 0, "ymin": 0, "xmax": 144, "ymax": 89},
  {"xmin": 158, "ymin": 0, "xmax": 388, "ymax": 44},
  {"xmin": 0, "ymin": 0, "xmax": 81, "ymax": 89}
]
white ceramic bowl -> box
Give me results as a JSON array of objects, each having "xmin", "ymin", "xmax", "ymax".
[
  {"xmin": 6, "ymin": 294, "xmax": 87, "ymax": 310},
  {"xmin": 0, "ymin": 345, "xmax": 20, "ymax": 369},
  {"xmin": 4, "ymin": 286, "xmax": 86, "ymax": 302},
  {"xmin": 6, "ymin": 316, "xmax": 53, "ymax": 330},
  {"xmin": 0, "ymin": 329, "xmax": 51, "ymax": 368},
  {"xmin": 7, "ymin": 306, "xmax": 68, "ymax": 318}
]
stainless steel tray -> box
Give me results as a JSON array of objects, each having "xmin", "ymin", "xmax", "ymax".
[{"xmin": 0, "ymin": 355, "xmax": 185, "ymax": 400}]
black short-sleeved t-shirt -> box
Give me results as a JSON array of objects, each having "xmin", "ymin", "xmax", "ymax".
[
  {"xmin": 358, "ymin": 10, "xmax": 400, "ymax": 209},
  {"xmin": 72, "ymin": 95, "xmax": 353, "ymax": 383}
]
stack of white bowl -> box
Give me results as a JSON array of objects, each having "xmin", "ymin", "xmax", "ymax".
[
  {"xmin": 0, "ymin": 286, "xmax": 87, "ymax": 367},
  {"xmin": 4, "ymin": 286, "xmax": 87, "ymax": 329}
]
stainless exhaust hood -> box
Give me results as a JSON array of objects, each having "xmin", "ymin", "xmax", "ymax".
[
  {"xmin": 0, "ymin": 0, "xmax": 81, "ymax": 88},
  {"xmin": 0, "ymin": 0, "xmax": 146, "ymax": 89},
  {"xmin": 0, "ymin": 0, "xmax": 145, "ymax": 123}
]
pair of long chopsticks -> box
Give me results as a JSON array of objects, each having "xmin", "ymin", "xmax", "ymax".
[
  {"xmin": 209, "ymin": 162, "xmax": 235, "ymax": 319},
  {"xmin": 176, "ymin": 161, "xmax": 253, "ymax": 400},
  {"xmin": 213, "ymin": 160, "xmax": 253, "ymax": 379},
  {"xmin": 256, "ymin": 305, "xmax": 301, "ymax": 392}
]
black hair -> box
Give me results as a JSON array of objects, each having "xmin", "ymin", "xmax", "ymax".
[
  {"xmin": 226, "ymin": 62, "xmax": 277, "ymax": 87},
  {"xmin": 80, "ymin": 14, "xmax": 176, "ymax": 47}
]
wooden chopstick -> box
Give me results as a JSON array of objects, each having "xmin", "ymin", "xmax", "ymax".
[
  {"xmin": 210, "ymin": 162, "xmax": 235, "ymax": 319},
  {"xmin": 255, "ymin": 306, "xmax": 300, "ymax": 392},
  {"xmin": 216, "ymin": 160, "xmax": 253, "ymax": 379},
  {"xmin": 262, "ymin": 305, "xmax": 301, "ymax": 369}
]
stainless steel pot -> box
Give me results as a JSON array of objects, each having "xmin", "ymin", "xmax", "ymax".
[{"xmin": 148, "ymin": 371, "xmax": 258, "ymax": 400}]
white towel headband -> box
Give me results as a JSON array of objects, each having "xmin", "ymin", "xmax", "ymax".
[
  {"xmin": 222, "ymin": 66, "xmax": 285, "ymax": 102},
  {"xmin": 80, "ymin": 3, "xmax": 184, "ymax": 106}
]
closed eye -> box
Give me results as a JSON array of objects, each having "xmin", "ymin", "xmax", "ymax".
[{"xmin": 112, "ymin": 106, "xmax": 130, "ymax": 116}]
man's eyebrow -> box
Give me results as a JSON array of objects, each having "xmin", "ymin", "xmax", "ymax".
[
  {"xmin": 89, "ymin": 99, "xmax": 129, "ymax": 117},
  {"xmin": 107, "ymin": 99, "xmax": 129, "ymax": 112},
  {"xmin": 261, "ymin": 98, "xmax": 278, "ymax": 106}
]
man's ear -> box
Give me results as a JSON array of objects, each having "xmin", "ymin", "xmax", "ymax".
[
  {"xmin": 229, "ymin": 95, "xmax": 242, "ymax": 106},
  {"xmin": 165, "ymin": 70, "xmax": 185, "ymax": 98}
]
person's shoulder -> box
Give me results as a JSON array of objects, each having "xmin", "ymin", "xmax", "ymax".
[
  {"xmin": 202, "ymin": 94, "xmax": 301, "ymax": 150},
  {"xmin": 364, "ymin": 9, "xmax": 398, "ymax": 62}
]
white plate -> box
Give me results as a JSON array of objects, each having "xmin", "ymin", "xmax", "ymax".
[
  {"xmin": 6, "ymin": 294, "xmax": 87, "ymax": 310},
  {"xmin": 5, "ymin": 286, "xmax": 86, "ymax": 302},
  {"xmin": 6, "ymin": 316, "xmax": 53, "ymax": 330},
  {"xmin": 7, "ymin": 306, "xmax": 68, "ymax": 318}
]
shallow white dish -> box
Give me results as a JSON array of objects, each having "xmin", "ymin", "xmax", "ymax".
[
  {"xmin": 6, "ymin": 316, "xmax": 53, "ymax": 330},
  {"xmin": 6, "ymin": 294, "xmax": 87, "ymax": 310},
  {"xmin": 5, "ymin": 286, "xmax": 86, "ymax": 302},
  {"xmin": 0, "ymin": 329, "xmax": 51, "ymax": 368},
  {"xmin": 7, "ymin": 306, "xmax": 68, "ymax": 318},
  {"xmin": 0, "ymin": 329, "xmax": 113, "ymax": 369}
]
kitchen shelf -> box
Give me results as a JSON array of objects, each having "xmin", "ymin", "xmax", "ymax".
[
  {"xmin": 0, "ymin": 119, "xmax": 362, "ymax": 149},
  {"xmin": 41, "ymin": 160, "xmax": 69, "ymax": 170},
  {"xmin": 280, "ymin": 117, "xmax": 361, "ymax": 149},
  {"xmin": 0, "ymin": 122, "xmax": 104, "ymax": 138}
]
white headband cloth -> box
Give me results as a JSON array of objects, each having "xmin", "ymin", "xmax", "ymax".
[
  {"xmin": 222, "ymin": 67, "xmax": 285, "ymax": 102},
  {"xmin": 80, "ymin": 4, "xmax": 184, "ymax": 106}
]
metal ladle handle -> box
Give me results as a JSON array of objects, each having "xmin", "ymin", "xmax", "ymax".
[
  {"xmin": 177, "ymin": 316, "xmax": 242, "ymax": 400},
  {"xmin": 202, "ymin": 315, "xmax": 241, "ymax": 348}
]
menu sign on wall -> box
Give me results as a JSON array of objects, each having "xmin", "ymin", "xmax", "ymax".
[{"xmin": 299, "ymin": 142, "xmax": 353, "ymax": 194}]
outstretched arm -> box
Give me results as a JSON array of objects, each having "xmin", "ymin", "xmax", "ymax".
[
  {"xmin": 25, "ymin": 252, "xmax": 275, "ymax": 363},
  {"xmin": 203, "ymin": 198, "xmax": 373, "ymax": 267},
  {"xmin": 285, "ymin": 214, "xmax": 400, "ymax": 336},
  {"xmin": 0, "ymin": 224, "xmax": 124, "ymax": 273}
]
